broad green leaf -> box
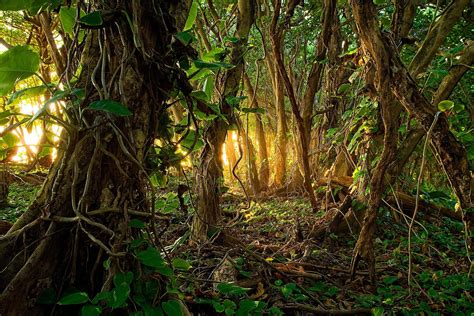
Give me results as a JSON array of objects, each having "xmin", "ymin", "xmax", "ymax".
[
  {"xmin": 213, "ymin": 302, "xmax": 225, "ymax": 313},
  {"xmin": 129, "ymin": 219, "xmax": 145, "ymax": 228},
  {"xmin": 7, "ymin": 84, "xmax": 52, "ymax": 105},
  {"xmin": 373, "ymin": 0, "xmax": 386, "ymax": 5},
  {"xmin": 183, "ymin": 0, "xmax": 198, "ymax": 31},
  {"xmin": 2, "ymin": 132, "xmax": 19, "ymax": 148},
  {"xmin": 236, "ymin": 299, "xmax": 264, "ymax": 316},
  {"xmin": 453, "ymin": 103, "xmax": 464, "ymax": 113},
  {"xmin": 180, "ymin": 130, "xmax": 204, "ymax": 152},
  {"xmin": 0, "ymin": 0, "xmax": 49, "ymax": 11},
  {"xmin": 59, "ymin": 7, "xmax": 86, "ymax": 41},
  {"xmin": 172, "ymin": 258, "xmax": 192, "ymax": 271},
  {"xmin": 58, "ymin": 292, "xmax": 89, "ymax": 305},
  {"xmin": 0, "ymin": 46, "xmax": 39, "ymax": 96},
  {"xmin": 437, "ymin": 100, "xmax": 454, "ymax": 112},
  {"xmin": 137, "ymin": 247, "xmax": 165, "ymax": 268},
  {"xmin": 91, "ymin": 291, "xmax": 111, "ymax": 304},
  {"xmin": 194, "ymin": 60, "xmax": 233, "ymax": 71},
  {"xmin": 226, "ymin": 95, "xmax": 247, "ymax": 106},
  {"xmin": 202, "ymin": 75, "xmax": 215, "ymax": 100},
  {"xmin": 223, "ymin": 36, "xmax": 239, "ymax": 44},
  {"xmin": 81, "ymin": 305, "xmax": 102, "ymax": 316},
  {"xmin": 60, "ymin": 7, "xmax": 78, "ymax": 35},
  {"xmin": 110, "ymin": 283, "xmax": 130, "ymax": 308},
  {"xmin": 190, "ymin": 90, "xmax": 208, "ymax": 102},
  {"xmin": 80, "ymin": 11, "xmax": 103, "ymax": 26},
  {"xmin": 156, "ymin": 265, "xmax": 174, "ymax": 277},
  {"xmin": 89, "ymin": 100, "xmax": 132, "ymax": 116},
  {"xmin": 162, "ymin": 300, "xmax": 183, "ymax": 316},
  {"xmin": 114, "ymin": 272, "xmax": 134, "ymax": 287},
  {"xmin": 337, "ymin": 83, "xmax": 351, "ymax": 94},
  {"xmin": 175, "ymin": 31, "xmax": 194, "ymax": 46},
  {"xmin": 0, "ymin": 110, "xmax": 13, "ymax": 119}
]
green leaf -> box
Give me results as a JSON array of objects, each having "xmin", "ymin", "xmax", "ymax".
[
  {"xmin": 202, "ymin": 75, "xmax": 215, "ymax": 100},
  {"xmin": 0, "ymin": 46, "xmax": 40, "ymax": 96},
  {"xmin": 91, "ymin": 291, "xmax": 111, "ymax": 305},
  {"xmin": 453, "ymin": 103, "xmax": 464, "ymax": 113},
  {"xmin": 110, "ymin": 283, "xmax": 130, "ymax": 308},
  {"xmin": 156, "ymin": 265, "xmax": 174, "ymax": 277},
  {"xmin": 372, "ymin": 307, "xmax": 384, "ymax": 316},
  {"xmin": 103, "ymin": 258, "xmax": 111, "ymax": 270},
  {"xmin": 382, "ymin": 275, "xmax": 398, "ymax": 285},
  {"xmin": 7, "ymin": 84, "xmax": 52, "ymax": 105},
  {"xmin": 172, "ymin": 258, "xmax": 192, "ymax": 271},
  {"xmin": 175, "ymin": 31, "xmax": 194, "ymax": 46},
  {"xmin": 181, "ymin": 130, "xmax": 204, "ymax": 152},
  {"xmin": 337, "ymin": 83, "xmax": 351, "ymax": 94},
  {"xmin": 80, "ymin": 11, "xmax": 103, "ymax": 26},
  {"xmin": 114, "ymin": 272, "xmax": 134, "ymax": 287},
  {"xmin": 81, "ymin": 305, "xmax": 102, "ymax": 316},
  {"xmin": 223, "ymin": 36, "xmax": 240, "ymax": 44},
  {"xmin": 129, "ymin": 219, "xmax": 145, "ymax": 228},
  {"xmin": 226, "ymin": 95, "xmax": 247, "ymax": 106},
  {"xmin": 60, "ymin": 7, "xmax": 78, "ymax": 35},
  {"xmin": 183, "ymin": 0, "xmax": 198, "ymax": 31},
  {"xmin": 89, "ymin": 100, "xmax": 132, "ymax": 116},
  {"xmin": 190, "ymin": 90, "xmax": 208, "ymax": 102},
  {"xmin": 437, "ymin": 100, "xmax": 454, "ymax": 112},
  {"xmin": 213, "ymin": 302, "xmax": 225, "ymax": 313},
  {"xmin": 137, "ymin": 247, "xmax": 165, "ymax": 268},
  {"xmin": 0, "ymin": 0, "xmax": 49, "ymax": 11},
  {"xmin": 241, "ymin": 107, "xmax": 265, "ymax": 114},
  {"xmin": 58, "ymin": 292, "xmax": 89, "ymax": 305},
  {"xmin": 217, "ymin": 283, "xmax": 250, "ymax": 296},
  {"xmin": 236, "ymin": 299, "xmax": 264, "ymax": 316},
  {"xmin": 162, "ymin": 300, "xmax": 183, "ymax": 316},
  {"xmin": 373, "ymin": 0, "xmax": 386, "ymax": 5},
  {"xmin": 2, "ymin": 132, "xmax": 19, "ymax": 148},
  {"xmin": 194, "ymin": 60, "xmax": 233, "ymax": 71}
]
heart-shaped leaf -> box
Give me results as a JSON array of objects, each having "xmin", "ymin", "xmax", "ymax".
[
  {"xmin": 0, "ymin": 46, "xmax": 39, "ymax": 96},
  {"xmin": 89, "ymin": 100, "xmax": 132, "ymax": 116}
]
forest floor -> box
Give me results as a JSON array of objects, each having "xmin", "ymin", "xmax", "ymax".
[{"xmin": 1, "ymin": 180, "xmax": 473, "ymax": 315}]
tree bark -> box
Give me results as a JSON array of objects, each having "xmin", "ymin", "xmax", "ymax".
[
  {"xmin": 0, "ymin": 1, "xmax": 191, "ymax": 314},
  {"xmin": 243, "ymin": 72, "xmax": 269, "ymax": 191},
  {"xmin": 192, "ymin": 0, "xmax": 256, "ymax": 242},
  {"xmin": 270, "ymin": 0, "xmax": 319, "ymax": 210},
  {"xmin": 350, "ymin": 1, "xmax": 473, "ymax": 277}
]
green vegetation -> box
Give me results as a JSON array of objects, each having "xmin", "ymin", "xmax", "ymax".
[{"xmin": 0, "ymin": 0, "xmax": 473, "ymax": 315}]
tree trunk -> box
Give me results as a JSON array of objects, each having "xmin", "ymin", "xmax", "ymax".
[
  {"xmin": 350, "ymin": 0, "xmax": 473, "ymax": 275},
  {"xmin": 273, "ymin": 68, "xmax": 288, "ymax": 187},
  {"xmin": 270, "ymin": 0, "xmax": 322, "ymax": 210},
  {"xmin": 0, "ymin": 1, "xmax": 191, "ymax": 314},
  {"xmin": 243, "ymin": 72, "xmax": 269, "ymax": 191},
  {"xmin": 192, "ymin": 0, "xmax": 255, "ymax": 242}
]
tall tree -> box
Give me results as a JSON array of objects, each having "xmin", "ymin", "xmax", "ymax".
[
  {"xmin": 349, "ymin": 0, "xmax": 472, "ymax": 279},
  {"xmin": 192, "ymin": 0, "xmax": 256, "ymax": 242},
  {"xmin": 0, "ymin": 1, "xmax": 192, "ymax": 313}
]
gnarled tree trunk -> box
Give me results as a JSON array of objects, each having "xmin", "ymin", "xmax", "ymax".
[{"xmin": 0, "ymin": 1, "xmax": 191, "ymax": 314}]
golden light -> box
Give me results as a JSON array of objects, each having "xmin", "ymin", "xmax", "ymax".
[{"xmin": 222, "ymin": 143, "xmax": 228, "ymax": 166}]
